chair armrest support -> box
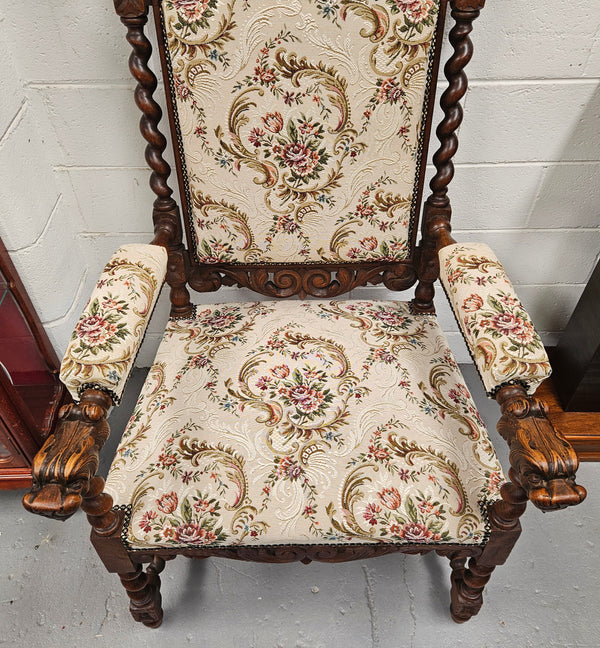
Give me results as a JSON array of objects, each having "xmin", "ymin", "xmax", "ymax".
[
  {"xmin": 22, "ymin": 390, "xmax": 112, "ymax": 520},
  {"xmin": 496, "ymin": 384, "xmax": 586, "ymax": 511},
  {"xmin": 438, "ymin": 242, "xmax": 551, "ymax": 396},
  {"xmin": 60, "ymin": 244, "xmax": 167, "ymax": 404}
]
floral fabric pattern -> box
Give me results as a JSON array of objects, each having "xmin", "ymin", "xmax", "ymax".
[
  {"xmin": 105, "ymin": 299, "xmax": 504, "ymax": 549},
  {"xmin": 159, "ymin": 0, "xmax": 441, "ymax": 263},
  {"xmin": 60, "ymin": 244, "xmax": 168, "ymax": 404},
  {"xmin": 439, "ymin": 243, "xmax": 551, "ymax": 396}
]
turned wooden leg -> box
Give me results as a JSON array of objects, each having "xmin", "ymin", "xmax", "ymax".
[
  {"xmin": 119, "ymin": 556, "xmax": 166, "ymax": 628},
  {"xmin": 450, "ymin": 553, "xmax": 494, "ymax": 623},
  {"xmin": 449, "ymin": 553, "xmax": 466, "ymax": 604},
  {"xmin": 450, "ymin": 477, "xmax": 528, "ymax": 623}
]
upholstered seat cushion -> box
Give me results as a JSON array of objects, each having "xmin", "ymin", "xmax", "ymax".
[{"xmin": 105, "ymin": 300, "xmax": 504, "ymax": 550}]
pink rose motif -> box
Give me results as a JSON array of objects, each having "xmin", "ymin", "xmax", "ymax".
[
  {"xmin": 75, "ymin": 315, "xmax": 117, "ymax": 345},
  {"xmin": 355, "ymin": 203, "xmax": 375, "ymax": 218},
  {"xmin": 199, "ymin": 255, "xmax": 222, "ymax": 264},
  {"xmin": 513, "ymin": 319, "xmax": 535, "ymax": 344},
  {"xmin": 378, "ymin": 487, "xmax": 402, "ymax": 510},
  {"xmin": 399, "ymin": 521, "xmax": 434, "ymax": 541},
  {"xmin": 374, "ymin": 348, "xmax": 395, "ymax": 364},
  {"xmin": 173, "ymin": 0, "xmax": 210, "ymax": 21},
  {"xmin": 368, "ymin": 444, "xmax": 389, "ymax": 461},
  {"xmin": 281, "ymin": 142, "xmax": 320, "ymax": 177},
  {"xmin": 288, "ymin": 464, "xmax": 304, "ymax": 480},
  {"xmin": 287, "ymin": 385, "xmax": 324, "ymax": 414},
  {"xmin": 360, "ymin": 236, "xmax": 378, "ymax": 251},
  {"xmin": 201, "ymin": 309, "xmax": 238, "ymax": 328},
  {"xmin": 275, "ymin": 213, "xmax": 299, "ymax": 233},
  {"xmin": 156, "ymin": 491, "xmax": 178, "ymax": 514},
  {"xmin": 176, "ymin": 523, "xmax": 208, "ymax": 544},
  {"xmin": 394, "ymin": 0, "xmax": 433, "ymax": 21},
  {"xmin": 270, "ymin": 364, "xmax": 290, "ymax": 379},
  {"xmin": 500, "ymin": 294, "xmax": 520, "ymax": 308},
  {"xmin": 204, "ymin": 530, "xmax": 217, "ymax": 543},
  {"xmin": 371, "ymin": 309, "xmax": 406, "ymax": 327},
  {"xmin": 377, "ymin": 78, "xmax": 405, "ymax": 104},
  {"xmin": 491, "ymin": 312, "xmax": 526, "ymax": 336},
  {"xmin": 462, "ymin": 294, "xmax": 483, "ymax": 312},
  {"xmin": 191, "ymin": 354, "xmax": 209, "ymax": 369},
  {"xmin": 157, "ymin": 452, "xmax": 178, "ymax": 468},
  {"xmin": 262, "ymin": 112, "xmax": 284, "ymax": 133},
  {"xmin": 417, "ymin": 500, "xmax": 435, "ymax": 514},
  {"xmin": 275, "ymin": 456, "xmax": 297, "ymax": 479},
  {"xmin": 254, "ymin": 66, "xmax": 277, "ymax": 84},
  {"xmin": 447, "ymin": 269, "xmax": 464, "ymax": 284}
]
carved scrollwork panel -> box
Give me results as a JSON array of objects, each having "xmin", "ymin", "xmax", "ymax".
[
  {"xmin": 189, "ymin": 262, "xmax": 417, "ymax": 299},
  {"xmin": 131, "ymin": 542, "xmax": 482, "ymax": 566}
]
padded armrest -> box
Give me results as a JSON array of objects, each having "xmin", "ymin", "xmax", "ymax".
[
  {"xmin": 439, "ymin": 242, "xmax": 551, "ymax": 396},
  {"xmin": 59, "ymin": 244, "xmax": 168, "ymax": 404}
]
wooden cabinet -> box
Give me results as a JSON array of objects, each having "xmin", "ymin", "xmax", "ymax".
[
  {"xmin": 552, "ymin": 259, "xmax": 600, "ymax": 412},
  {"xmin": 0, "ymin": 238, "xmax": 69, "ymax": 489}
]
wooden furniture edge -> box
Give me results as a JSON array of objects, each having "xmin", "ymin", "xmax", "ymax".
[{"xmin": 536, "ymin": 376, "xmax": 600, "ymax": 462}]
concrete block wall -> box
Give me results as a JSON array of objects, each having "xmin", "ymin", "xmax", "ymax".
[{"xmin": 0, "ymin": 1, "xmax": 599, "ymax": 366}]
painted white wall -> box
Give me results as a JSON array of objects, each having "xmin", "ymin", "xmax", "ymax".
[{"xmin": 0, "ymin": 1, "xmax": 598, "ymax": 366}]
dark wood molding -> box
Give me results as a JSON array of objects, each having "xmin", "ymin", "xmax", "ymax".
[
  {"xmin": 451, "ymin": 0, "xmax": 486, "ymax": 10},
  {"xmin": 535, "ymin": 376, "xmax": 600, "ymax": 462},
  {"xmin": 189, "ymin": 261, "xmax": 418, "ymax": 299},
  {"xmin": 113, "ymin": 0, "xmax": 148, "ymax": 18},
  {"xmin": 413, "ymin": 4, "xmax": 479, "ymax": 312},
  {"xmin": 126, "ymin": 542, "xmax": 481, "ymax": 567}
]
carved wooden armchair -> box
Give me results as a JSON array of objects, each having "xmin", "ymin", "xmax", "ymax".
[{"xmin": 23, "ymin": 0, "xmax": 586, "ymax": 628}]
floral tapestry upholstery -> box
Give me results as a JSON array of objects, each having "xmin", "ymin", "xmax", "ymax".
[
  {"xmin": 439, "ymin": 243, "xmax": 551, "ymax": 397},
  {"xmin": 105, "ymin": 299, "xmax": 504, "ymax": 550},
  {"xmin": 159, "ymin": 0, "xmax": 442, "ymax": 264},
  {"xmin": 60, "ymin": 244, "xmax": 168, "ymax": 404}
]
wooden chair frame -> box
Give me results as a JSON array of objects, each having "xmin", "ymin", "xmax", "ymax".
[{"xmin": 22, "ymin": 0, "xmax": 586, "ymax": 627}]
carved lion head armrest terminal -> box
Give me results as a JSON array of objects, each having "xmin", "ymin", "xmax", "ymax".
[
  {"xmin": 22, "ymin": 390, "xmax": 112, "ymax": 520},
  {"xmin": 495, "ymin": 384, "xmax": 587, "ymax": 512}
]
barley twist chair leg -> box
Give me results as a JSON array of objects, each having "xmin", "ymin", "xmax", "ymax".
[
  {"xmin": 119, "ymin": 557, "xmax": 165, "ymax": 628},
  {"xmin": 449, "ymin": 553, "xmax": 494, "ymax": 623},
  {"xmin": 449, "ymin": 478, "xmax": 528, "ymax": 623}
]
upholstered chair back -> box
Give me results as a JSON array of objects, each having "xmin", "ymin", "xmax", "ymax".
[{"xmin": 157, "ymin": 0, "xmax": 444, "ymax": 269}]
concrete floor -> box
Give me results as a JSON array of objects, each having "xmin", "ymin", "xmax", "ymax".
[{"xmin": 1, "ymin": 366, "xmax": 598, "ymax": 647}]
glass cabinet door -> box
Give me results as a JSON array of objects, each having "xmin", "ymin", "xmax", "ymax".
[
  {"xmin": 0, "ymin": 272, "xmax": 56, "ymax": 434},
  {"xmin": 0, "ymin": 240, "xmax": 69, "ymax": 488}
]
